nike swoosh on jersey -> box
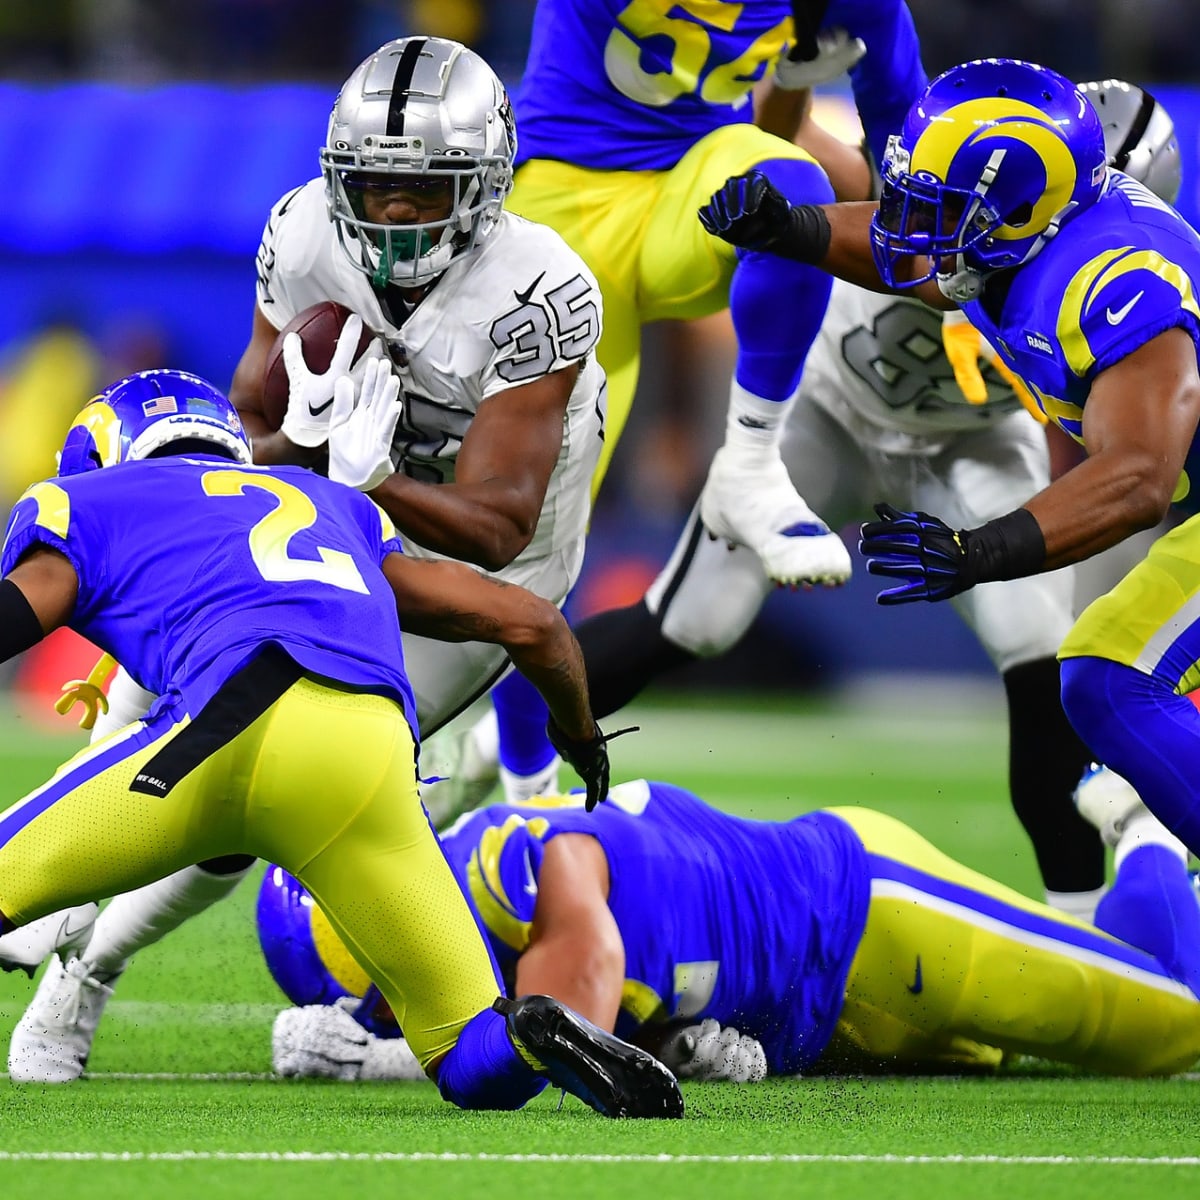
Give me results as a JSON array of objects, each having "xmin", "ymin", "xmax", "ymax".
[
  {"xmin": 307, "ymin": 397, "xmax": 335, "ymax": 417},
  {"xmin": 515, "ymin": 271, "xmax": 547, "ymax": 305},
  {"xmin": 1106, "ymin": 290, "xmax": 1145, "ymax": 325}
]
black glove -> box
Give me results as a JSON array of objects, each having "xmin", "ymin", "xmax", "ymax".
[
  {"xmin": 698, "ymin": 170, "xmax": 794, "ymax": 251},
  {"xmin": 545, "ymin": 721, "xmax": 638, "ymax": 812},
  {"xmin": 858, "ymin": 502, "xmax": 972, "ymax": 605}
]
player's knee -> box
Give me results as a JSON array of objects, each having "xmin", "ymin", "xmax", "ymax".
[{"xmin": 754, "ymin": 156, "xmax": 836, "ymax": 207}]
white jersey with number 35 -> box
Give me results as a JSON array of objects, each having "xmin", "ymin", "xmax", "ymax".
[{"xmin": 254, "ymin": 178, "xmax": 606, "ymax": 562}]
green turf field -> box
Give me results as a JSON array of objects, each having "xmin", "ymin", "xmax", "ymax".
[{"xmin": 0, "ymin": 685, "xmax": 1196, "ymax": 1199}]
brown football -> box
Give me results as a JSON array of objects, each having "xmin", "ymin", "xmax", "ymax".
[{"xmin": 260, "ymin": 302, "xmax": 376, "ymax": 431}]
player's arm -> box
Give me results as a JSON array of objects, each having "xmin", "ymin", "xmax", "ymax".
[
  {"xmin": 754, "ymin": 84, "xmax": 873, "ymax": 203},
  {"xmin": 860, "ymin": 328, "xmax": 1200, "ymax": 604},
  {"xmin": 382, "ymin": 551, "xmax": 594, "ymax": 743},
  {"xmin": 369, "ymin": 363, "xmax": 577, "ymax": 572},
  {"xmin": 228, "ymin": 306, "xmax": 324, "ymax": 468},
  {"xmin": 1026, "ymin": 328, "xmax": 1200, "ymax": 568},
  {"xmin": 515, "ymin": 833, "xmax": 625, "ymax": 1031},
  {"xmin": 1, "ymin": 546, "xmax": 77, "ymax": 661},
  {"xmin": 699, "ymin": 180, "xmax": 951, "ymax": 308}
]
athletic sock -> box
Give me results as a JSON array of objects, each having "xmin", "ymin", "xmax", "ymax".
[
  {"xmin": 494, "ymin": 670, "xmax": 555, "ymax": 777},
  {"xmin": 436, "ymin": 1005, "xmax": 546, "ymax": 1110},
  {"xmin": 1094, "ymin": 844, "xmax": 1200, "ymax": 997},
  {"xmin": 1043, "ymin": 886, "xmax": 1108, "ymax": 925},
  {"xmin": 83, "ymin": 859, "xmax": 256, "ymax": 978}
]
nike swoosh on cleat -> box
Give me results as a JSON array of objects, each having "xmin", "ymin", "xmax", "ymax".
[
  {"xmin": 778, "ymin": 521, "xmax": 831, "ymax": 537},
  {"xmin": 59, "ymin": 910, "xmax": 92, "ymax": 941},
  {"xmin": 307, "ymin": 397, "xmax": 335, "ymax": 417},
  {"xmin": 1106, "ymin": 290, "xmax": 1145, "ymax": 325},
  {"xmin": 906, "ymin": 955, "xmax": 923, "ymax": 995}
]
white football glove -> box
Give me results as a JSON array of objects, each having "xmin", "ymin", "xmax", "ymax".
[
  {"xmin": 774, "ymin": 29, "xmax": 867, "ymax": 90},
  {"xmin": 280, "ymin": 312, "xmax": 367, "ymax": 449},
  {"xmin": 272, "ymin": 1002, "xmax": 428, "ymax": 1082},
  {"xmin": 657, "ymin": 1018, "xmax": 768, "ymax": 1084},
  {"xmin": 327, "ymin": 356, "xmax": 402, "ymax": 491},
  {"xmin": 273, "ymin": 1003, "xmax": 369, "ymax": 1081}
]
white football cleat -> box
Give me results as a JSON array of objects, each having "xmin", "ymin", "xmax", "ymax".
[
  {"xmin": 418, "ymin": 722, "xmax": 499, "ymax": 828},
  {"xmin": 1073, "ymin": 763, "xmax": 1149, "ymax": 847},
  {"xmin": 499, "ymin": 755, "xmax": 561, "ymax": 804},
  {"xmin": 699, "ymin": 446, "xmax": 851, "ymax": 586},
  {"xmin": 8, "ymin": 954, "xmax": 119, "ymax": 1082},
  {"xmin": 0, "ymin": 903, "xmax": 98, "ymax": 977}
]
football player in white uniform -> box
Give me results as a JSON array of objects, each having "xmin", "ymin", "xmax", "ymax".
[
  {"xmin": 560, "ymin": 81, "xmax": 1186, "ymax": 922},
  {"xmin": 6, "ymin": 36, "xmax": 609, "ymax": 1084}
]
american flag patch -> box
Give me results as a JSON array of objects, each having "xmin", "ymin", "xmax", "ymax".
[{"xmin": 142, "ymin": 396, "xmax": 179, "ymax": 416}]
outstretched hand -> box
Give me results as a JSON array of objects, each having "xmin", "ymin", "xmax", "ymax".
[{"xmin": 858, "ymin": 502, "xmax": 971, "ymax": 605}]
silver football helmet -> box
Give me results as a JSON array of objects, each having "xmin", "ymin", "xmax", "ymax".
[
  {"xmin": 321, "ymin": 36, "xmax": 516, "ymax": 288},
  {"xmin": 1078, "ymin": 79, "xmax": 1182, "ymax": 205}
]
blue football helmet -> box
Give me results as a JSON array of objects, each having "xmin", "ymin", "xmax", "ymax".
[
  {"xmin": 58, "ymin": 369, "xmax": 253, "ymax": 478},
  {"xmin": 871, "ymin": 59, "xmax": 1108, "ymax": 302},
  {"xmin": 256, "ymin": 864, "xmax": 370, "ymax": 1008},
  {"xmin": 256, "ymin": 865, "xmax": 403, "ymax": 1038}
]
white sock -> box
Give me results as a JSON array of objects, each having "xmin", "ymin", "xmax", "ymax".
[
  {"xmin": 722, "ymin": 380, "xmax": 792, "ymax": 457},
  {"xmin": 89, "ymin": 667, "xmax": 155, "ymax": 742},
  {"xmin": 361, "ymin": 1036, "xmax": 427, "ymax": 1082},
  {"xmin": 1113, "ymin": 811, "xmax": 1189, "ymax": 873},
  {"xmin": 1044, "ymin": 886, "xmax": 1108, "ymax": 925},
  {"xmin": 469, "ymin": 706, "xmax": 500, "ymax": 765},
  {"xmin": 84, "ymin": 862, "xmax": 255, "ymax": 977},
  {"xmin": 499, "ymin": 756, "xmax": 561, "ymax": 804}
]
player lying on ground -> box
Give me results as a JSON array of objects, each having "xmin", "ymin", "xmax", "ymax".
[
  {"xmin": 0, "ymin": 368, "xmax": 680, "ymax": 1118},
  {"xmin": 698, "ymin": 57, "xmax": 1200, "ymax": 862},
  {"xmin": 262, "ymin": 772, "xmax": 1200, "ymax": 1082}
]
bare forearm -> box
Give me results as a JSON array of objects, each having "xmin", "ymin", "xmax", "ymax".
[
  {"xmin": 504, "ymin": 608, "xmax": 595, "ymax": 743},
  {"xmin": 1025, "ymin": 453, "xmax": 1174, "ymax": 570},
  {"xmin": 369, "ymin": 474, "xmax": 532, "ymax": 571},
  {"xmin": 515, "ymin": 936, "xmax": 623, "ymax": 1030}
]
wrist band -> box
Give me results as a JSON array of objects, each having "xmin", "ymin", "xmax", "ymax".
[
  {"xmin": 961, "ymin": 508, "xmax": 1046, "ymax": 583},
  {"xmin": 775, "ymin": 204, "xmax": 832, "ymax": 264}
]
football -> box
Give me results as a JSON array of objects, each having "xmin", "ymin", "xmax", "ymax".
[{"xmin": 260, "ymin": 301, "xmax": 376, "ymax": 431}]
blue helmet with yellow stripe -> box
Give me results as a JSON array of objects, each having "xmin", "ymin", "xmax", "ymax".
[
  {"xmin": 255, "ymin": 864, "xmax": 372, "ymax": 1008},
  {"xmin": 58, "ymin": 369, "xmax": 252, "ymax": 477},
  {"xmin": 871, "ymin": 58, "xmax": 1107, "ymax": 302},
  {"xmin": 256, "ymin": 864, "xmax": 403, "ymax": 1038}
]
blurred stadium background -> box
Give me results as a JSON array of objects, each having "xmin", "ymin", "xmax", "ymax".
[{"xmin": 2, "ymin": 0, "xmax": 1200, "ymax": 713}]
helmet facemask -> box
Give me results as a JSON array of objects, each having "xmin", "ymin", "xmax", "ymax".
[
  {"xmin": 869, "ymin": 60, "xmax": 1108, "ymax": 303},
  {"xmin": 321, "ymin": 37, "xmax": 516, "ymax": 290}
]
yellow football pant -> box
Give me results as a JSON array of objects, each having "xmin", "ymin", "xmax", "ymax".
[
  {"xmin": 509, "ymin": 124, "xmax": 819, "ymax": 494},
  {"xmin": 824, "ymin": 807, "xmax": 1200, "ymax": 1076},
  {"xmin": 0, "ymin": 676, "xmax": 500, "ymax": 1070}
]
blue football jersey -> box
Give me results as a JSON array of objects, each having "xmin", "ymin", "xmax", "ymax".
[
  {"xmin": 513, "ymin": 0, "xmax": 925, "ymax": 172},
  {"xmin": 963, "ymin": 173, "xmax": 1200, "ymax": 455},
  {"xmin": 439, "ymin": 779, "xmax": 870, "ymax": 1074},
  {"xmin": 1, "ymin": 456, "xmax": 417, "ymax": 731}
]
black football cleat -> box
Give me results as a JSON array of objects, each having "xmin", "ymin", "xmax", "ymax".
[{"xmin": 496, "ymin": 994, "xmax": 684, "ymax": 1119}]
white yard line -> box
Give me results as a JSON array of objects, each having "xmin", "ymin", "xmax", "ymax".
[{"xmin": 0, "ymin": 1150, "xmax": 1194, "ymax": 1166}]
